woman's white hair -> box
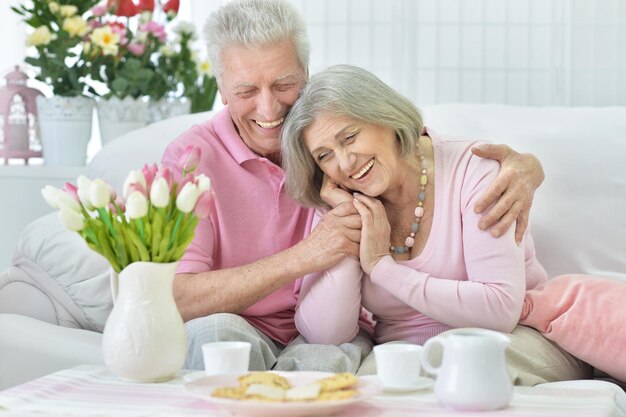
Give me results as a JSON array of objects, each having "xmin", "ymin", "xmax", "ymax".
[
  {"xmin": 281, "ymin": 65, "xmax": 424, "ymax": 208},
  {"xmin": 203, "ymin": 0, "xmax": 310, "ymax": 83}
]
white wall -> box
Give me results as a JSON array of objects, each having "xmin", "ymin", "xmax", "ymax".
[
  {"xmin": 291, "ymin": 0, "xmax": 626, "ymax": 106},
  {"xmin": 2, "ymin": 0, "xmax": 625, "ymax": 106}
]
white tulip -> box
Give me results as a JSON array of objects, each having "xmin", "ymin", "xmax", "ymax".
[
  {"xmin": 123, "ymin": 170, "xmax": 147, "ymax": 198},
  {"xmin": 90, "ymin": 178, "xmax": 112, "ymax": 208},
  {"xmin": 126, "ymin": 191, "xmax": 148, "ymax": 219},
  {"xmin": 42, "ymin": 185, "xmax": 81, "ymax": 212},
  {"xmin": 76, "ymin": 175, "xmax": 94, "ymax": 210},
  {"xmin": 56, "ymin": 191, "xmax": 82, "ymax": 213},
  {"xmin": 176, "ymin": 182, "xmax": 199, "ymax": 213},
  {"xmin": 41, "ymin": 185, "xmax": 61, "ymax": 209},
  {"xmin": 58, "ymin": 208, "xmax": 85, "ymax": 231},
  {"xmin": 196, "ymin": 174, "xmax": 211, "ymax": 193},
  {"xmin": 150, "ymin": 177, "xmax": 170, "ymax": 208}
]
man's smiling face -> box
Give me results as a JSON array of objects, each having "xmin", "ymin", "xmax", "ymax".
[{"xmin": 218, "ymin": 40, "xmax": 307, "ymax": 162}]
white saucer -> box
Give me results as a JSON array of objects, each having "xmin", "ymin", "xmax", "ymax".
[
  {"xmin": 371, "ymin": 376, "xmax": 434, "ymax": 393},
  {"xmin": 182, "ymin": 371, "xmax": 207, "ymax": 382}
]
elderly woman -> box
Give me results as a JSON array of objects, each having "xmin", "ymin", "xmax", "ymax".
[{"xmin": 281, "ymin": 65, "xmax": 591, "ymax": 384}]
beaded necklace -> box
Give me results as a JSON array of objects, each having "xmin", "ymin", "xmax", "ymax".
[{"xmin": 389, "ymin": 145, "xmax": 428, "ymax": 255}]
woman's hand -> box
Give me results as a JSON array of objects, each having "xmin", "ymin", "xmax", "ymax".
[
  {"xmin": 352, "ymin": 193, "xmax": 391, "ymax": 275},
  {"xmin": 471, "ymin": 144, "xmax": 544, "ymax": 244},
  {"xmin": 320, "ymin": 175, "xmax": 353, "ymax": 208}
]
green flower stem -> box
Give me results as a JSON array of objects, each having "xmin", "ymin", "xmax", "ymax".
[
  {"xmin": 97, "ymin": 227, "xmax": 120, "ymax": 272},
  {"xmin": 135, "ymin": 218, "xmax": 145, "ymax": 242},
  {"xmin": 97, "ymin": 207, "xmax": 116, "ymax": 238},
  {"xmin": 112, "ymin": 221, "xmax": 129, "ymax": 268},
  {"xmin": 168, "ymin": 211, "xmax": 184, "ymax": 251},
  {"xmin": 178, "ymin": 214, "xmax": 199, "ymax": 246},
  {"xmin": 126, "ymin": 228, "xmax": 150, "ymax": 262},
  {"xmin": 122, "ymin": 228, "xmax": 140, "ymax": 263},
  {"xmin": 151, "ymin": 211, "xmax": 163, "ymax": 261},
  {"xmin": 112, "ymin": 201, "xmax": 128, "ymax": 225},
  {"xmin": 156, "ymin": 223, "xmax": 173, "ymax": 263}
]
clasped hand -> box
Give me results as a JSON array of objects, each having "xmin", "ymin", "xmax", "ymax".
[{"xmin": 320, "ymin": 176, "xmax": 390, "ymax": 275}]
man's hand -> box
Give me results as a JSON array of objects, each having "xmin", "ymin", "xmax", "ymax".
[
  {"xmin": 320, "ymin": 175, "xmax": 353, "ymax": 208},
  {"xmin": 472, "ymin": 144, "xmax": 544, "ymax": 244}
]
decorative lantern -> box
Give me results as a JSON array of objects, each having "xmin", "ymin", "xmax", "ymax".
[{"xmin": 0, "ymin": 66, "xmax": 44, "ymax": 164}]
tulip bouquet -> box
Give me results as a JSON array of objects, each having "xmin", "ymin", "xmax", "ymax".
[{"xmin": 42, "ymin": 145, "xmax": 209, "ymax": 273}]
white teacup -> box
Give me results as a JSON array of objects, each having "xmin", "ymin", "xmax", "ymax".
[
  {"xmin": 202, "ymin": 341, "xmax": 251, "ymax": 376},
  {"xmin": 374, "ymin": 343, "xmax": 423, "ymax": 389}
]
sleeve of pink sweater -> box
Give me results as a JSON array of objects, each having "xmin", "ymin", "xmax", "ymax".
[
  {"xmin": 295, "ymin": 211, "xmax": 364, "ymax": 344},
  {"xmin": 369, "ymin": 153, "xmax": 527, "ymax": 333}
]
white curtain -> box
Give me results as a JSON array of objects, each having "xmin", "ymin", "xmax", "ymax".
[
  {"xmin": 1, "ymin": 1, "xmax": 27, "ymax": 77},
  {"xmin": 4, "ymin": 0, "xmax": 626, "ymax": 106}
]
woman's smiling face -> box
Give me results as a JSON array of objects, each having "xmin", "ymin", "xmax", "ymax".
[{"xmin": 303, "ymin": 114, "xmax": 403, "ymax": 197}]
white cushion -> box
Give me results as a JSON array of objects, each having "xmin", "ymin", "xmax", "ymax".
[
  {"xmin": 88, "ymin": 111, "xmax": 214, "ymax": 194},
  {"xmin": 5, "ymin": 213, "xmax": 111, "ymax": 331},
  {"xmin": 423, "ymin": 104, "xmax": 626, "ymax": 281}
]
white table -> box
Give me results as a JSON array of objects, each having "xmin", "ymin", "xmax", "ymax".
[{"xmin": 0, "ymin": 365, "xmax": 622, "ymax": 417}]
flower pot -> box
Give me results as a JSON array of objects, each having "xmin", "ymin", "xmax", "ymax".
[
  {"xmin": 102, "ymin": 261, "xmax": 187, "ymax": 382},
  {"xmin": 36, "ymin": 96, "xmax": 94, "ymax": 166},
  {"xmin": 148, "ymin": 98, "xmax": 191, "ymax": 124},
  {"xmin": 97, "ymin": 97, "xmax": 149, "ymax": 146}
]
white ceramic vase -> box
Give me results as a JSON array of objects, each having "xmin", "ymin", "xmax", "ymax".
[
  {"xmin": 147, "ymin": 98, "xmax": 191, "ymax": 124},
  {"xmin": 35, "ymin": 95, "xmax": 94, "ymax": 166},
  {"xmin": 97, "ymin": 97, "xmax": 149, "ymax": 146},
  {"xmin": 102, "ymin": 261, "xmax": 187, "ymax": 382}
]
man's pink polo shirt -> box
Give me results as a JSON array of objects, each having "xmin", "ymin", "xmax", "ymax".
[{"xmin": 161, "ymin": 108, "xmax": 315, "ymax": 345}]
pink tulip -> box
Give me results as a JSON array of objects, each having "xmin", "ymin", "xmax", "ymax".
[
  {"xmin": 176, "ymin": 173, "xmax": 194, "ymax": 196},
  {"xmin": 193, "ymin": 190, "xmax": 213, "ymax": 219},
  {"xmin": 109, "ymin": 195, "xmax": 126, "ymax": 215},
  {"xmin": 62, "ymin": 182, "xmax": 80, "ymax": 203},
  {"xmin": 141, "ymin": 163, "xmax": 158, "ymax": 190},
  {"xmin": 179, "ymin": 145, "xmax": 201, "ymax": 173},
  {"xmin": 126, "ymin": 182, "xmax": 146, "ymax": 197},
  {"xmin": 155, "ymin": 166, "xmax": 173, "ymax": 188}
]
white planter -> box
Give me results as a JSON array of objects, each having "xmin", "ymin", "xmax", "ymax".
[
  {"xmin": 148, "ymin": 98, "xmax": 191, "ymax": 124},
  {"xmin": 103, "ymin": 261, "xmax": 187, "ymax": 382},
  {"xmin": 36, "ymin": 96, "xmax": 94, "ymax": 166},
  {"xmin": 97, "ymin": 97, "xmax": 149, "ymax": 146}
]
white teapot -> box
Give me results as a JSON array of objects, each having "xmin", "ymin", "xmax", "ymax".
[{"xmin": 421, "ymin": 328, "xmax": 513, "ymax": 411}]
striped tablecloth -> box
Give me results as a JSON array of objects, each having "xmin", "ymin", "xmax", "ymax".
[{"xmin": 0, "ymin": 365, "xmax": 620, "ymax": 417}]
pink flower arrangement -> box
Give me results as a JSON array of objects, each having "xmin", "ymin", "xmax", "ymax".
[{"xmin": 42, "ymin": 146, "xmax": 210, "ymax": 272}]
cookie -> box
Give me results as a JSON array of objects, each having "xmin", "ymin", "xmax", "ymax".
[
  {"xmin": 317, "ymin": 372, "xmax": 358, "ymax": 392},
  {"xmin": 318, "ymin": 389, "xmax": 359, "ymax": 401},
  {"xmin": 238, "ymin": 372, "xmax": 291, "ymax": 390},
  {"xmin": 244, "ymin": 383, "xmax": 286, "ymax": 401},
  {"xmin": 211, "ymin": 386, "xmax": 246, "ymax": 399},
  {"xmin": 285, "ymin": 383, "xmax": 322, "ymax": 401}
]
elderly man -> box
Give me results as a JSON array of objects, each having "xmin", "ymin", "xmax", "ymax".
[{"xmin": 161, "ymin": 0, "xmax": 544, "ymax": 373}]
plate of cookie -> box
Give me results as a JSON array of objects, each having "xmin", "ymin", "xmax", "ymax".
[{"xmin": 184, "ymin": 371, "xmax": 382, "ymax": 417}]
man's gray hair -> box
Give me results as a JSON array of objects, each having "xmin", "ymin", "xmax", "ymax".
[
  {"xmin": 204, "ymin": 0, "xmax": 310, "ymax": 83},
  {"xmin": 281, "ymin": 65, "xmax": 424, "ymax": 208}
]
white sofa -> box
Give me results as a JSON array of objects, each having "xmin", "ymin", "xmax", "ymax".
[{"xmin": 1, "ymin": 104, "xmax": 625, "ymax": 390}]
